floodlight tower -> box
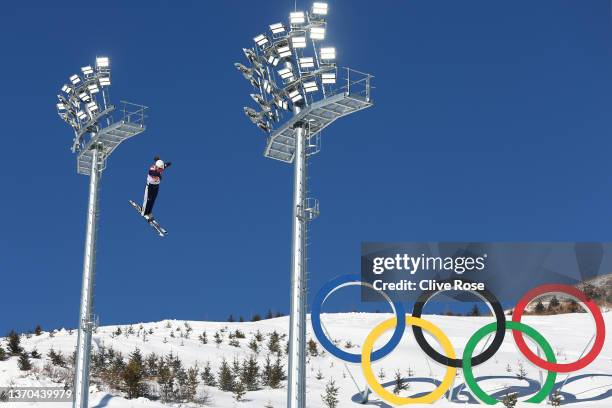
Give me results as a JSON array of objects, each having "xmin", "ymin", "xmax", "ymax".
[
  {"xmin": 56, "ymin": 57, "xmax": 147, "ymax": 408},
  {"xmin": 236, "ymin": 3, "xmax": 373, "ymax": 407}
]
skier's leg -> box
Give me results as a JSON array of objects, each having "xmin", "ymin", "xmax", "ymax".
[
  {"xmin": 141, "ymin": 184, "xmax": 150, "ymax": 215},
  {"xmin": 146, "ymin": 184, "xmax": 160, "ymax": 215}
]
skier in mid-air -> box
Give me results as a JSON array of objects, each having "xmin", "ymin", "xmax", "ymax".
[{"xmin": 142, "ymin": 156, "xmax": 172, "ymax": 221}]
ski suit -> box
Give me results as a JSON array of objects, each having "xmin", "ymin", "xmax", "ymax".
[{"xmin": 142, "ymin": 161, "xmax": 171, "ymax": 216}]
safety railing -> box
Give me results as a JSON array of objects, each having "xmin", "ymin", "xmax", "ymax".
[
  {"xmin": 332, "ymin": 67, "xmax": 374, "ymax": 102},
  {"xmin": 119, "ymin": 100, "xmax": 148, "ymax": 126}
]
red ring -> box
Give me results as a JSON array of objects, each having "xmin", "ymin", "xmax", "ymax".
[{"xmin": 512, "ymin": 284, "xmax": 606, "ymax": 373}]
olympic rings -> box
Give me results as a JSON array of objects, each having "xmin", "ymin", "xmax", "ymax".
[
  {"xmin": 511, "ymin": 283, "xmax": 606, "ymax": 373},
  {"xmin": 361, "ymin": 316, "xmax": 457, "ymax": 405},
  {"xmin": 463, "ymin": 321, "xmax": 557, "ymax": 404},
  {"xmin": 411, "ymin": 277, "xmax": 506, "ymax": 368},
  {"xmin": 312, "ymin": 276, "xmax": 607, "ymax": 406},
  {"xmin": 311, "ymin": 274, "xmax": 406, "ymax": 363}
]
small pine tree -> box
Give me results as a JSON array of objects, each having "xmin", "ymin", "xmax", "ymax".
[
  {"xmin": 185, "ymin": 366, "xmax": 200, "ymax": 402},
  {"xmin": 308, "ymin": 339, "xmax": 319, "ymax": 356},
  {"xmin": 534, "ymin": 300, "xmax": 545, "ymax": 314},
  {"xmin": 378, "ymin": 368, "xmax": 386, "ymax": 380},
  {"xmin": 255, "ymin": 330, "xmax": 264, "ymax": 342},
  {"xmin": 47, "ymin": 348, "xmax": 66, "ymax": 367},
  {"xmin": 18, "ymin": 352, "xmax": 32, "ymax": 371},
  {"xmin": 321, "ymin": 379, "xmax": 339, "ymax": 408},
  {"xmin": 515, "ymin": 362, "xmax": 527, "ymax": 380},
  {"xmin": 0, "ymin": 347, "xmax": 6, "ymax": 361},
  {"xmin": 501, "ymin": 392, "xmax": 518, "ymax": 408},
  {"xmin": 157, "ymin": 358, "xmax": 174, "ymax": 402},
  {"xmin": 251, "ymin": 314, "xmax": 262, "ymax": 322},
  {"xmin": 218, "ymin": 359, "xmax": 235, "ymax": 392},
  {"xmin": 550, "ymin": 390, "xmax": 562, "ymax": 407},
  {"xmin": 271, "ymin": 353, "xmax": 285, "ymax": 387},
  {"xmin": 228, "ymin": 314, "xmax": 235, "ymax": 323},
  {"xmin": 470, "ymin": 304, "xmax": 481, "ymax": 317},
  {"xmin": 316, "ymin": 370, "xmax": 324, "ymax": 380},
  {"xmin": 239, "ymin": 316, "xmax": 245, "ymax": 322},
  {"xmin": 392, "ymin": 370, "xmax": 407, "ymax": 395},
  {"xmin": 241, "ymin": 355, "xmax": 260, "ymax": 391},
  {"xmin": 261, "ymin": 355, "xmax": 273, "ymax": 387},
  {"xmin": 549, "ymin": 295, "xmax": 560, "ymax": 309},
  {"xmin": 201, "ymin": 360, "xmax": 217, "ymax": 386},
  {"xmin": 34, "ymin": 325, "xmax": 42, "ymax": 336},
  {"xmin": 30, "ymin": 348, "xmax": 41, "ymax": 359},
  {"xmin": 266, "ymin": 309, "xmax": 274, "ymax": 319},
  {"xmin": 233, "ymin": 380, "xmax": 246, "ymax": 402},
  {"xmin": 123, "ymin": 349, "xmax": 146, "ymax": 399},
  {"xmin": 248, "ymin": 338, "xmax": 259, "ymax": 354},
  {"xmin": 268, "ymin": 331, "xmax": 281, "ymax": 354},
  {"xmin": 214, "ymin": 331, "xmax": 223, "ymax": 347},
  {"xmin": 7, "ymin": 330, "xmax": 22, "ymax": 355}
]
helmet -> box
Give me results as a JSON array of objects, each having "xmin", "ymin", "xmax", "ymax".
[{"xmin": 155, "ymin": 159, "xmax": 165, "ymax": 168}]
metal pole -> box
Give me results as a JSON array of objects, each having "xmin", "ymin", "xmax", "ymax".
[
  {"xmin": 73, "ymin": 145, "xmax": 102, "ymax": 408},
  {"xmin": 287, "ymin": 107, "xmax": 308, "ymax": 408}
]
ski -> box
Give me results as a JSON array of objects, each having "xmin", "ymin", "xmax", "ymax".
[{"xmin": 129, "ymin": 200, "xmax": 168, "ymax": 237}]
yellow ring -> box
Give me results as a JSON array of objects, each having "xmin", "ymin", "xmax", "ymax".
[{"xmin": 361, "ymin": 316, "xmax": 457, "ymax": 405}]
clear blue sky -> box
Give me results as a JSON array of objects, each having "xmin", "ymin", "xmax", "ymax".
[{"xmin": 1, "ymin": 0, "xmax": 612, "ymax": 334}]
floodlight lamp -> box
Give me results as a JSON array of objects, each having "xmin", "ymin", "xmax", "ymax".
[
  {"xmin": 244, "ymin": 106, "xmax": 260, "ymax": 121},
  {"xmin": 310, "ymin": 27, "xmax": 325, "ymax": 40},
  {"xmin": 98, "ymin": 76, "xmax": 111, "ymax": 86},
  {"xmin": 303, "ymin": 81, "xmax": 318, "ymax": 93},
  {"xmin": 277, "ymin": 46, "xmax": 292, "ymax": 58},
  {"xmin": 262, "ymin": 80, "xmax": 273, "ymax": 94},
  {"xmin": 70, "ymin": 74, "xmax": 81, "ymax": 85},
  {"xmin": 274, "ymin": 96, "xmax": 289, "ymax": 110},
  {"xmin": 267, "ymin": 54, "xmax": 280, "ymax": 66},
  {"xmin": 96, "ymin": 57, "xmax": 109, "ymax": 68},
  {"xmin": 299, "ymin": 57, "xmax": 315, "ymax": 69},
  {"xmin": 320, "ymin": 47, "xmax": 336, "ymax": 60},
  {"xmin": 312, "ymin": 2, "xmax": 328, "ymax": 15},
  {"xmin": 321, "ymin": 72, "xmax": 336, "ymax": 84},
  {"xmin": 78, "ymin": 91, "xmax": 90, "ymax": 102},
  {"xmin": 291, "ymin": 36, "xmax": 307, "ymax": 48},
  {"xmin": 257, "ymin": 120, "xmax": 271, "ymax": 132},
  {"xmin": 290, "ymin": 11, "xmax": 305, "ymax": 25},
  {"xmin": 88, "ymin": 84, "xmax": 100, "ymax": 94},
  {"xmin": 250, "ymin": 93, "xmax": 269, "ymax": 107},
  {"xmin": 57, "ymin": 102, "xmax": 66, "ymax": 111},
  {"xmin": 81, "ymin": 66, "xmax": 94, "ymax": 76},
  {"xmin": 86, "ymin": 101, "xmax": 98, "ymax": 113},
  {"xmin": 243, "ymin": 48, "xmax": 259, "ymax": 64},
  {"xmin": 270, "ymin": 23, "xmax": 286, "ymax": 35},
  {"xmin": 254, "ymin": 34, "xmax": 269, "ymax": 47},
  {"xmin": 277, "ymin": 67, "xmax": 295, "ymax": 82},
  {"xmin": 61, "ymin": 84, "xmax": 72, "ymax": 94},
  {"xmin": 76, "ymin": 110, "xmax": 88, "ymax": 120},
  {"xmin": 250, "ymin": 77, "xmax": 260, "ymax": 89},
  {"xmin": 288, "ymin": 89, "xmax": 303, "ymax": 102}
]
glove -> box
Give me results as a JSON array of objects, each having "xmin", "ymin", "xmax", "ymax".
[{"xmin": 165, "ymin": 161, "xmax": 172, "ymax": 167}]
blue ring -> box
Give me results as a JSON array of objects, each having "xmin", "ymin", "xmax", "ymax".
[{"xmin": 311, "ymin": 274, "xmax": 406, "ymax": 363}]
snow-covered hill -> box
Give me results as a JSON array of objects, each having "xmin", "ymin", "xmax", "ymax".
[{"xmin": 1, "ymin": 313, "xmax": 610, "ymax": 407}]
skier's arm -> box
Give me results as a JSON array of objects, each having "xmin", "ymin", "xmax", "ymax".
[{"xmin": 164, "ymin": 161, "xmax": 172, "ymax": 168}]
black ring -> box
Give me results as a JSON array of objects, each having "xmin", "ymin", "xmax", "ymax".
[{"xmin": 411, "ymin": 277, "xmax": 506, "ymax": 368}]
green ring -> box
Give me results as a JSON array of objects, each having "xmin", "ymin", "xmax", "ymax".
[{"xmin": 462, "ymin": 321, "xmax": 557, "ymax": 405}]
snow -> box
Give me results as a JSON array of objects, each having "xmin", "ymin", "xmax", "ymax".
[{"xmin": 1, "ymin": 312, "xmax": 610, "ymax": 407}]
